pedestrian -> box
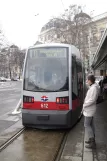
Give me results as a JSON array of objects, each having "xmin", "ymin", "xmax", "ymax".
[
  {"xmin": 102, "ymin": 76, "xmax": 107, "ymax": 99},
  {"xmin": 83, "ymin": 75, "xmax": 99, "ymax": 149},
  {"xmin": 99, "ymin": 79, "xmax": 103, "ymax": 94}
]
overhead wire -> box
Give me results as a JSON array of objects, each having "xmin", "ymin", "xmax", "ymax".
[{"xmin": 60, "ymin": 0, "xmax": 65, "ymax": 11}]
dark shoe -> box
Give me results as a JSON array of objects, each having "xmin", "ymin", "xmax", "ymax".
[
  {"xmin": 85, "ymin": 138, "xmax": 96, "ymax": 149},
  {"xmin": 85, "ymin": 135, "xmax": 95, "ymax": 144},
  {"xmin": 85, "ymin": 142, "xmax": 96, "ymax": 149},
  {"xmin": 94, "ymin": 133, "xmax": 95, "ymax": 138},
  {"xmin": 85, "ymin": 138, "xmax": 91, "ymax": 144}
]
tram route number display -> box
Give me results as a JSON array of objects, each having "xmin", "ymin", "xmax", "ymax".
[
  {"xmin": 41, "ymin": 103, "xmax": 48, "ymax": 109},
  {"xmin": 28, "ymin": 47, "xmax": 67, "ymax": 58}
]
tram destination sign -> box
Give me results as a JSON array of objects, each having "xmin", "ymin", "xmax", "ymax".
[{"xmin": 28, "ymin": 47, "xmax": 67, "ymax": 58}]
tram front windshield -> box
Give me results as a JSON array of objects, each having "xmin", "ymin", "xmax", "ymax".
[{"xmin": 24, "ymin": 47, "xmax": 68, "ymax": 92}]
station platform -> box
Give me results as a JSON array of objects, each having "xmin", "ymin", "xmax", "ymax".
[{"xmin": 60, "ymin": 100, "xmax": 107, "ymax": 161}]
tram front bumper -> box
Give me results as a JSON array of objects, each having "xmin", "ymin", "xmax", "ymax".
[{"xmin": 22, "ymin": 109, "xmax": 72, "ymax": 129}]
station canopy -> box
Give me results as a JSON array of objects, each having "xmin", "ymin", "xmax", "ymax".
[{"xmin": 92, "ymin": 28, "xmax": 107, "ymax": 70}]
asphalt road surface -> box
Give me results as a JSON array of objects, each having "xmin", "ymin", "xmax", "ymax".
[{"xmin": 0, "ymin": 81, "xmax": 21, "ymax": 117}]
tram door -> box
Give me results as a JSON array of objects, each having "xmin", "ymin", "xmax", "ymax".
[
  {"xmin": 72, "ymin": 56, "xmax": 78, "ymax": 109},
  {"xmin": 72, "ymin": 56, "xmax": 83, "ymax": 121}
]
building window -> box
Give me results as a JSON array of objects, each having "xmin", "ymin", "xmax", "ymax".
[
  {"xmin": 40, "ymin": 37, "xmax": 43, "ymax": 41},
  {"xmin": 85, "ymin": 35, "xmax": 89, "ymax": 44},
  {"xmin": 100, "ymin": 30, "xmax": 104, "ymax": 37},
  {"xmin": 93, "ymin": 33, "xmax": 97, "ymax": 45},
  {"xmin": 57, "ymin": 33, "xmax": 60, "ymax": 38},
  {"xmin": 15, "ymin": 67, "xmax": 17, "ymax": 71},
  {"xmin": 44, "ymin": 36, "xmax": 46, "ymax": 41},
  {"xmin": 48, "ymin": 35, "xmax": 51, "ymax": 40}
]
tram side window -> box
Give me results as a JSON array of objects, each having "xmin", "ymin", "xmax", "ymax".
[
  {"xmin": 72, "ymin": 58, "xmax": 78, "ymax": 96},
  {"xmin": 77, "ymin": 63, "xmax": 83, "ymax": 83},
  {"xmin": 77, "ymin": 62, "xmax": 83, "ymax": 98}
]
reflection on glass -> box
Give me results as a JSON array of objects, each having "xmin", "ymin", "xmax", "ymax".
[{"xmin": 24, "ymin": 47, "xmax": 68, "ymax": 92}]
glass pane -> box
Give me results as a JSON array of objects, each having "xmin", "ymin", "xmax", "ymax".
[{"xmin": 24, "ymin": 47, "xmax": 68, "ymax": 92}]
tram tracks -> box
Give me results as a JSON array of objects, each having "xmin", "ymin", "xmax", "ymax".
[
  {"xmin": 53, "ymin": 131, "xmax": 68, "ymax": 161},
  {"xmin": 0, "ymin": 128, "xmax": 69, "ymax": 161},
  {"xmin": 0, "ymin": 127, "xmax": 25, "ymax": 152}
]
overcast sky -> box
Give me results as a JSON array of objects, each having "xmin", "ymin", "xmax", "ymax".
[{"xmin": 0, "ymin": 0, "xmax": 107, "ymax": 49}]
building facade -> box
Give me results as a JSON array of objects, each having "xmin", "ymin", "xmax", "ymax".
[
  {"xmin": 89, "ymin": 12, "xmax": 107, "ymax": 69},
  {"xmin": 38, "ymin": 12, "xmax": 107, "ymax": 74}
]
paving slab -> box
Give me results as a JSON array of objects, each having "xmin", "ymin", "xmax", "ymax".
[{"xmin": 60, "ymin": 119, "xmax": 84, "ymax": 161}]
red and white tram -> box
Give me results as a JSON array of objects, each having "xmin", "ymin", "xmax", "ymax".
[{"xmin": 22, "ymin": 43, "xmax": 85, "ymax": 129}]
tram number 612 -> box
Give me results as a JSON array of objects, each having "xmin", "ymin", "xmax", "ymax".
[{"xmin": 41, "ymin": 103, "xmax": 48, "ymax": 109}]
